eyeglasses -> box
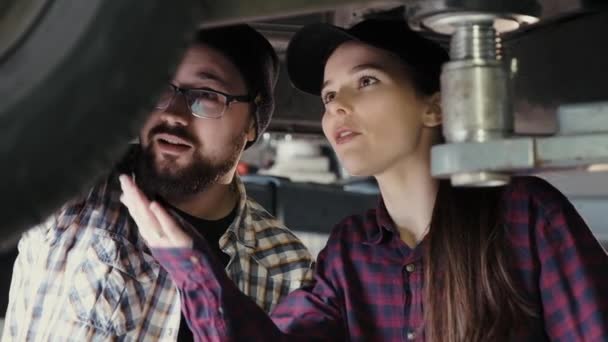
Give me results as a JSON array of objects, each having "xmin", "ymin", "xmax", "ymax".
[{"xmin": 155, "ymin": 83, "xmax": 253, "ymax": 119}]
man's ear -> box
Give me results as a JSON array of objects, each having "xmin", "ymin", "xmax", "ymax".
[
  {"xmin": 422, "ymin": 92, "xmax": 442, "ymax": 128},
  {"xmin": 246, "ymin": 117, "xmax": 257, "ymax": 143}
]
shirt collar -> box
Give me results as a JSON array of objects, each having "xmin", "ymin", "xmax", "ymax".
[
  {"xmin": 224, "ymin": 174, "xmax": 257, "ymax": 249},
  {"xmin": 161, "ymin": 174, "xmax": 256, "ymax": 251},
  {"xmin": 366, "ymin": 196, "xmax": 399, "ymax": 245}
]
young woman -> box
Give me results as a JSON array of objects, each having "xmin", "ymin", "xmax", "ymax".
[{"xmin": 120, "ymin": 19, "xmax": 608, "ymax": 341}]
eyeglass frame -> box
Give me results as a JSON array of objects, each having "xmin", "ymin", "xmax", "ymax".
[{"xmin": 155, "ymin": 83, "xmax": 254, "ymax": 119}]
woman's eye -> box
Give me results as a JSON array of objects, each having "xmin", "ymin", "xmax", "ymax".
[
  {"xmin": 358, "ymin": 75, "xmax": 379, "ymax": 88},
  {"xmin": 322, "ymin": 92, "xmax": 336, "ymax": 105}
]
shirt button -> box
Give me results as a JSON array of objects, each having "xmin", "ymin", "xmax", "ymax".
[
  {"xmin": 190, "ymin": 255, "xmax": 199, "ymax": 264},
  {"xmin": 407, "ymin": 331, "xmax": 417, "ymax": 340},
  {"xmin": 405, "ymin": 263, "xmax": 416, "ymax": 273},
  {"xmin": 189, "ymin": 271, "xmax": 205, "ymax": 283}
]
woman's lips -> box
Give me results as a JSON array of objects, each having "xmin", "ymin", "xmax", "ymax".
[{"xmin": 334, "ymin": 128, "xmax": 361, "ymax": 145}]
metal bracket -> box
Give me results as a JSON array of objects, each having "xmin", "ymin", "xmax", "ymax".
[{"xmin": 432, "ymin": 102, "xmax": 608, "ymax": 185}]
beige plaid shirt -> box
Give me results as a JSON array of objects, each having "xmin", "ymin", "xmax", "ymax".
[{"xmin": 2, "ymin": 174, "xmax": 313, "ymax": 341}]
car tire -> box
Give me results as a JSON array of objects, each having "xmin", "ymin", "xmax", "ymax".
[{"xmin": 0, "ymin": 0, "xmax": 201, "ymax": 246}]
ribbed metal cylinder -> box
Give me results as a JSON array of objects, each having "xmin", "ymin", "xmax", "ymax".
[
  {"xmin": 450, "ymin": 22, "xmax": 501, "ymax": 61},
  {"xmin": 438, "ymin": 20, "xmax": 512, "ymax": 186}
]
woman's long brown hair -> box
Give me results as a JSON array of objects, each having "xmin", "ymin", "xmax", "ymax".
[
  {"xmin": 375, "ymin": 33, "xmax": 537, "ymax": 340},
  {"xmin": 423, "ymin": 181, "xmax": 537, "ymax": 341}
]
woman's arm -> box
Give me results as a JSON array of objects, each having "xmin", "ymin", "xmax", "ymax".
[
  {"xmin": 119, "ymin": 174, "xmax": 344, "ymax": 341},
  {"xmin": 152, "ymin": 243, "xmax": 344, "ymax": 341}
]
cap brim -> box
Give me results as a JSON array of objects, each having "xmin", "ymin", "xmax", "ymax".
[{"xmin": 286, "ymin": 23, "xmax": 357, "ymax": 96}]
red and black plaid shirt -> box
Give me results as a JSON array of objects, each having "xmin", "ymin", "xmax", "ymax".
[{"xmin": 153, "ymin": 177, "xmax": 608, "ymax": 341}]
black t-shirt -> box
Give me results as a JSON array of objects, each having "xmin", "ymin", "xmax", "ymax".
[{"xmin": 172, "ymin": 205, "xmax": 237, "ymax": 342}]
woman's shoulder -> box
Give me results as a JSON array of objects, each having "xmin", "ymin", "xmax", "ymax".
[
  {"xmin": 325, "ymin": 207, "xmax": 383, "ymax": 244},
  {"xmin": 503, "ymin": 176, "xmax": 571, "ymax": 215},
  {"xmin": 501, "ymin": 176, "xmax": 592, "ymax": 245}
]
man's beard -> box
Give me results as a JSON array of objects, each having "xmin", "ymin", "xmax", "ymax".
[{"xmin": 134, "ymin": 124, "xmax": 246, "ymax": 201}]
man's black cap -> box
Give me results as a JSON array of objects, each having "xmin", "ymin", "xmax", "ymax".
[{"xmin": 197, "ymin": 25, "xmax": 279, "ymax": 147}]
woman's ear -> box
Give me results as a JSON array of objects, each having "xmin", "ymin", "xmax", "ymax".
[{"xmin": 422, "ymin": 92, "xmax": 442, "ymax": 128}]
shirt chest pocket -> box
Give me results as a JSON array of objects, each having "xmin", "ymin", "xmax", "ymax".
[
  {"xmin": 229, "ymin": 250, "xmax": 302, "ymax": 313},
  {"xmin": 67, "ymin": 232, "xmax": 159, "ymax": 336}
]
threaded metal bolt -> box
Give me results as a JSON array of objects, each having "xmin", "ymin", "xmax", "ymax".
[{"xmin": 450, "ymin": 22, "xmax": 501, "ymax": 61}]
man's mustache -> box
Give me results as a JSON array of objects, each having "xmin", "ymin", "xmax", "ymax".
[{"xmin": 148, "ymin": 124, "xmax": 197, "ymax": 146}]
